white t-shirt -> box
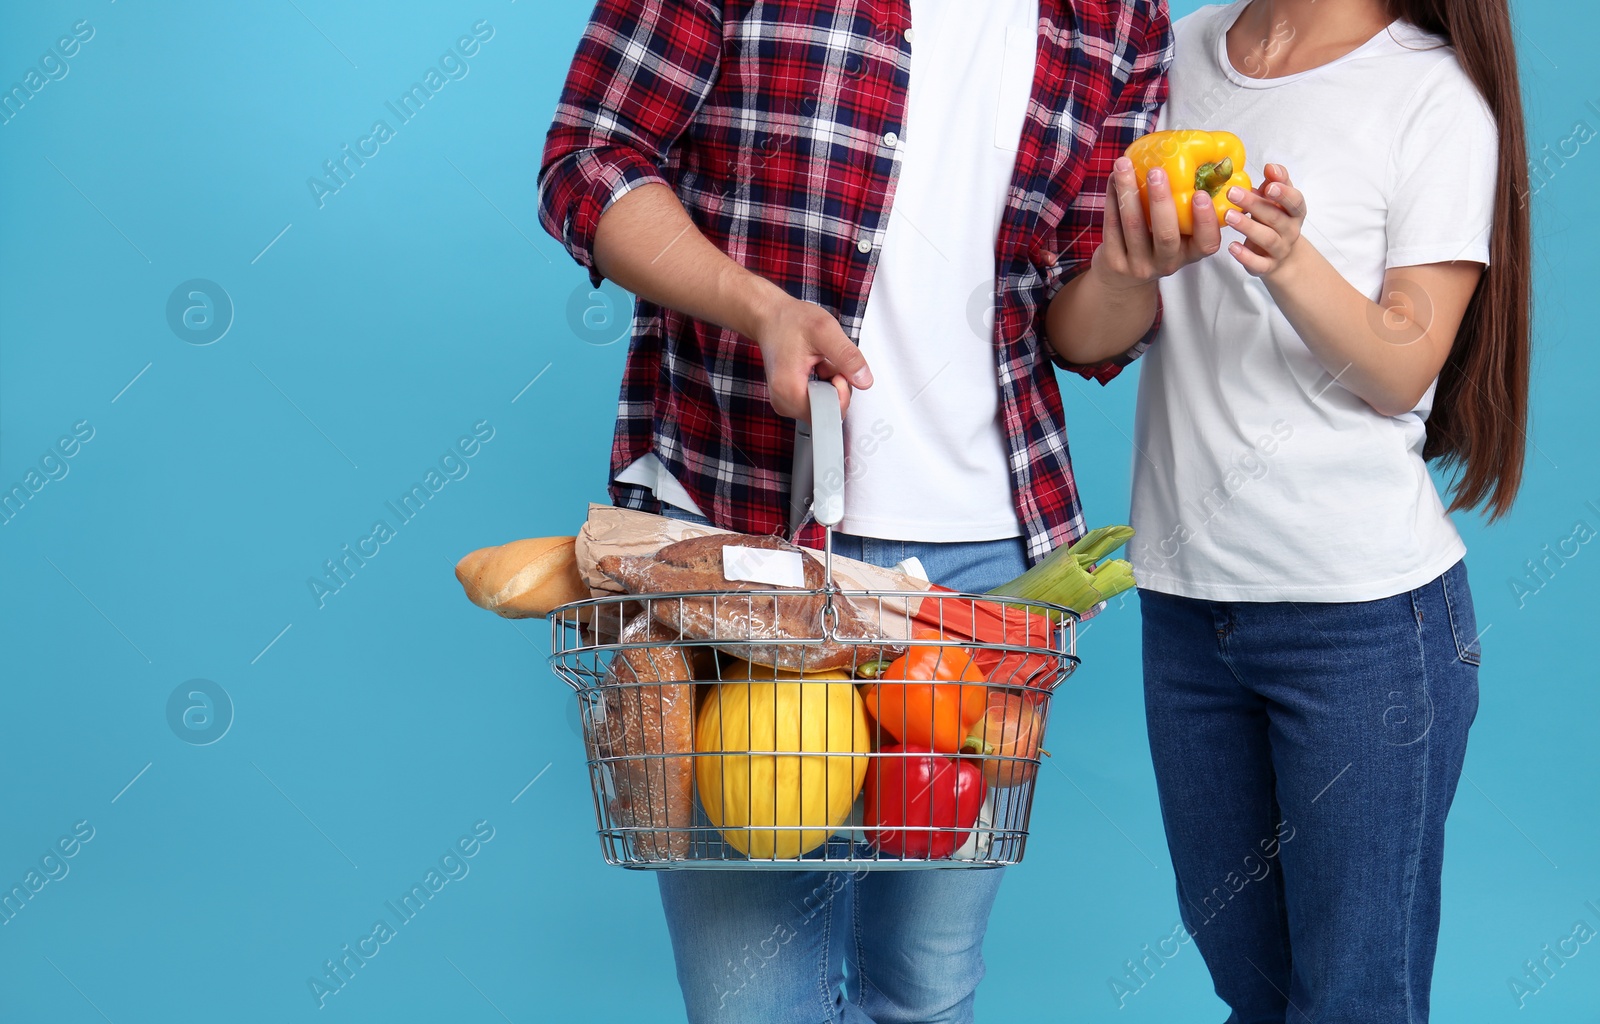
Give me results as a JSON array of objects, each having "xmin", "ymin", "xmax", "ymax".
[
  {"xmin": 1129, "ymin": 2, "xmax": 1498, "ymax": 602},
  {"xmin": 835, "ymin": 0, "xmax": 1038, "ymax": 541},
  {"xmin": 615, "ymin": 0, "xmax": 1038, "ymax": 535}
]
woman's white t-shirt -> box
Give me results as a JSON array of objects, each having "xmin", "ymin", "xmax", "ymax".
[{"xmin": 1129, "ymin": 2, "xmax": 1499, "ymax": 602}]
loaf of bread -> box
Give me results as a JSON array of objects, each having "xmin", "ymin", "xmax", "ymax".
[
  {"xmin": 596, "ymin": 534, "xmax": 897, "ymax": 671},
  {"xmin": 587, "ymin": 613, "xmax": 700, "ymax": 860},
  {"xmin": 454, "ymin": 536, "xmax": 591, "ymax": 618}
]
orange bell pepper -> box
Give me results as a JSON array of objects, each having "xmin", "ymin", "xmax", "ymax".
[
  {"xmin": 1124, "ymin": 130, "xmax": 1252, "ymax": 235},
  {"xmin": 860, "ymin": 630, "xmax": 988, "ymax": 754}
]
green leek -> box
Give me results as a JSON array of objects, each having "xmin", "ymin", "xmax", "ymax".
[{"xmin": 985, "ymin": 525, "xmax": 1137, "ymax": 615}]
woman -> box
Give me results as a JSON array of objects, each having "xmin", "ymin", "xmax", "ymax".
[{"xmin": 1123, "ymin": 0, "xmax": 1529, "ymax": 1019}]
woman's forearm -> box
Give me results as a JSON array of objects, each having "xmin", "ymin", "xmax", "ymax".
[
  {"xmin": 1263, "ymin": 240, "xmax": 1478, "ymax": 417},
  {"xmin": 1045, "ymin": 262, "xmax": 1160, "ymax": 366}
]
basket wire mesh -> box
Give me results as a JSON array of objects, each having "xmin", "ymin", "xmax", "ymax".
[
  {"xmin": 546, "ymin": 381, "xmax": 1081, "ymax": 869},
  {"xmin": 548, "ymin": 585, "xmax": 1078, "ymax": 869}
]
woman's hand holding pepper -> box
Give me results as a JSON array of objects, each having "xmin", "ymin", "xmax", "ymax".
[{"xmin": 1224, "ymin": 163, "xmax": 1308, "ymax": 278}]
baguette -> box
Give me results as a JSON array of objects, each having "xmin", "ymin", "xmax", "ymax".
[
  {"xmin": 454, "ymin": 536, "xmax": 590, "ymax": 618},
  {"xmin": 587, "ymin": 613, "xmax": 700, "ymax": 860}
]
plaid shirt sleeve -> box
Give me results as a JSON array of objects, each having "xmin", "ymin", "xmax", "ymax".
[
  {"xmin": 1043, "ymin": 1, "xmax": 1173, "ymax": 384},
  {"xmin": 536, "ymin": 0, "xmax": 723, "ymax": 288}
]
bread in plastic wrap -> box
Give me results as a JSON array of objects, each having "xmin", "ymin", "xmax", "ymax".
[
  {"xmin": 586, "ymin": 613, "xmax": 699, "ymax": 860},
  {"xmin": 595, "ymin": 534, "xmax": 899, "ymax": 672}
]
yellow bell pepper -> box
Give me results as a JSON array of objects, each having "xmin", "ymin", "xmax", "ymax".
[
  {"xmin": 695, "ymin": 667, "xmax": 869, "ymax": 860},
  {"xmin": 1124, "ymin": 130, "xmax": 1252, "ymax": 235}
]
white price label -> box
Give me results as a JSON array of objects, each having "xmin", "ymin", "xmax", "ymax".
[{"xmin": 722, "ymin": 546, "xmax": 806, "ymax": 588}]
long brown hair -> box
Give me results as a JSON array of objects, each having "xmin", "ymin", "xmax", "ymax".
[{"xmin": 1386, "ymin": 0, "xmax": 1531, "ymax": 519}]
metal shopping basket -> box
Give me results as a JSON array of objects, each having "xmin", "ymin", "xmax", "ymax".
[{"xmin": 547, "ymin": 382, "xmax": 1080, "ymax": 869}]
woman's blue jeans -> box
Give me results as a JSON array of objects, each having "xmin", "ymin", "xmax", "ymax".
[
  {"xmin": 653, "ymin": 506, "xmax": 1028, "ymax": 1024},
  {"xmin": 1140, "ymin": 560, "xmax": 1481, "ymax": 1023}
]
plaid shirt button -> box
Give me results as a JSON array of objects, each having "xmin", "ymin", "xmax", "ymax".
[
  {"xmin": 883, "ymin": 131, "xmax": 899, "ymax": 147},
  {"xmin": 856, "ymin": 238, "xmax": 873, "ymax": 254}
]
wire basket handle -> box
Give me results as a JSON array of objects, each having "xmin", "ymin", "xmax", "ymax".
[
  {"xmin": 806, "ymin": 379, "xmax": 847, "ymax": 616},
  {"xmin": 806, "ymin": 379, "xmax": 846, "ymax": 531},
  {"xmin": 790, "ymin": 380, "xmax": 844, "ymax": 636}
]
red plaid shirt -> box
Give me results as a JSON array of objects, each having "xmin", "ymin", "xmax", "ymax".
[{"xmin": 538, "ymin": 0, "xmax": 1170, "ymax": 562}]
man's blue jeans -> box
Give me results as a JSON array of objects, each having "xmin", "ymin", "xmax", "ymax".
[
  {"xmin": 653, "ymin": 506, "xmax": 1028, "ymax": 1024},
  {"xmin": 1140, "ymin": 560, "xmax": 1481, "ymax": 1023}
]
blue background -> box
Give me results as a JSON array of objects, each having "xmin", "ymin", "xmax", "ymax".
[{"xmin": 2, "ymin": 1, "xmax": 1596, "ymax": 1020}]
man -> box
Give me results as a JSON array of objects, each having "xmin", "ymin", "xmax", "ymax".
[{"xmin": 538, "ymin": 0, "xmax": 1214, "ymax": 1019}]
